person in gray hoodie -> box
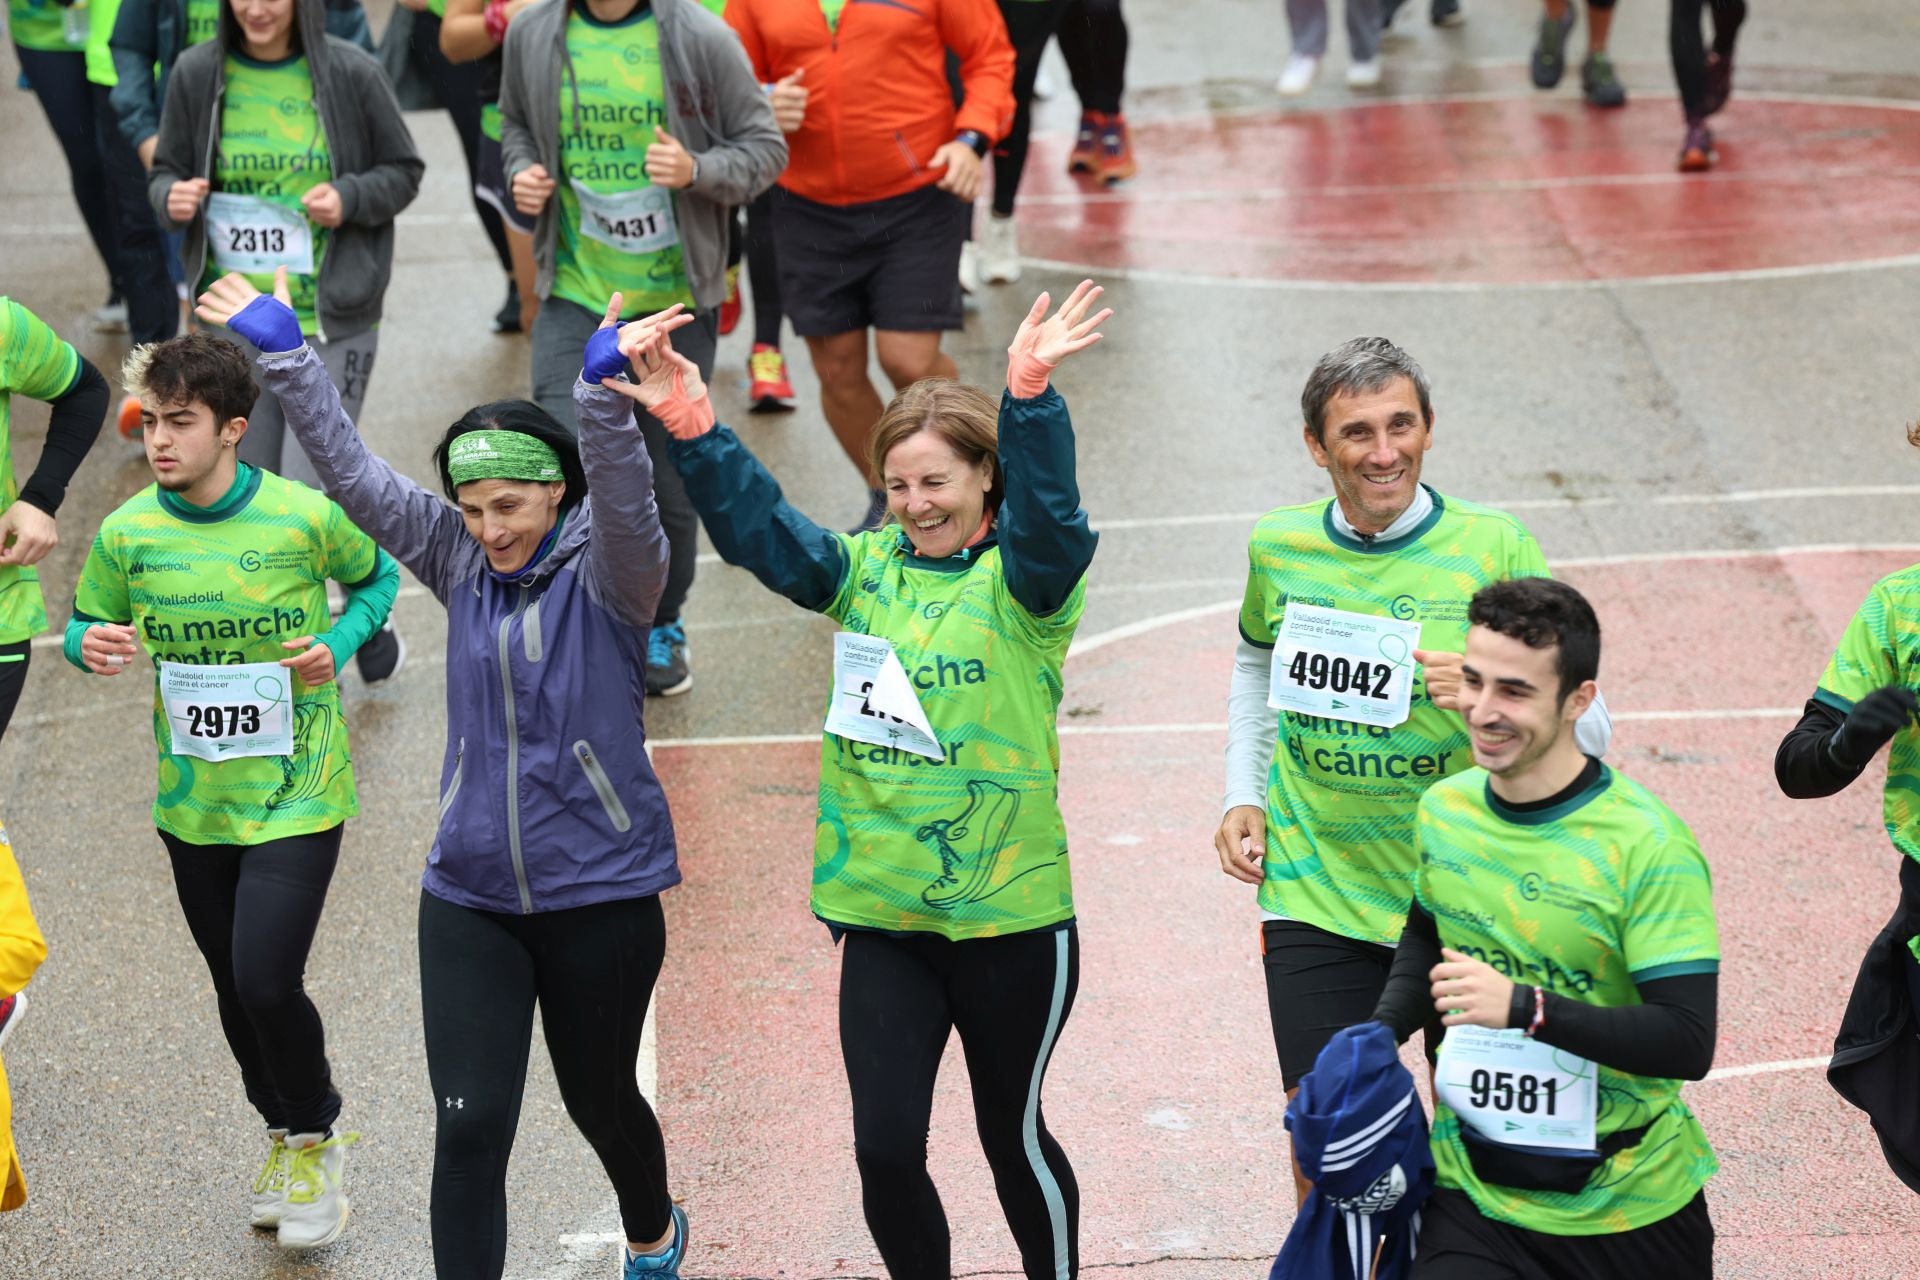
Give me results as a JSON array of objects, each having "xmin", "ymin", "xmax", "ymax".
[
  {"xmin": 149, "ymin": 0, "xmax": 421, "ymax": 683},
  {"xmin": 197, "ymin": 266, "xmax": 695, "ymax": 1279},
  {"xmin": 500, "ymin": 0, "xmax": 785, "ymax": 700}
]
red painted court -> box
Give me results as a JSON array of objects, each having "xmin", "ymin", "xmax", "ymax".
[
  {"xmin": 652, "ymin": 548, "xmax": 1920, "ymax": 1277},
  {"xmin": 1015, "ymin": 97, "xmax": 1920, "ymax": 284}
]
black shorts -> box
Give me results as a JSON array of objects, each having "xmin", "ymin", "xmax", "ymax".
[
  {"xmin": 771, "ymin": 182, "xmax": 967, "ymax": 337},
  {"xmin": 1413, "ymin": 1186, "xmax": 1714, "ymax": 1280},
  {"xmin": 1262, "ymin": 918, "xmax": 1398, "ymax": 1090},
  {"xmin": 475, "ymin": 130, "xmax": 537, "ymax": 235}
]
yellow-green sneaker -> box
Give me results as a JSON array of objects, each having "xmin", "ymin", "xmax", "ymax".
[
  {"xmin": 250, "ymin": 1130, "xmax": 289, "ymax": 1230},
  {"xmin": 277, "ymin": 1129, "xmax": 359, "ymax": 1251}
]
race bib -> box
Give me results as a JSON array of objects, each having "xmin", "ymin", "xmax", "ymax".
[
  {"xmin": 1269, "ymin": 603, "xmax": 1420, "ymax": 728},
  {"xmin": 573, "ymin": 180, "xmax": 679, "ymax": 255},
  {"xmin": 1435, "ymin": 1026, "xmax": 1598, "ymax": 1154},
  {"xmin": 824, "ymin": 633, "xmax": 943, "ymax": 761},
  {"xmin": 206, "ymin": 192, "xmax": 315, "ymax": 274},
  {"xmin": 159, "ymin": 661, "xmax": 295, "ymax": 761}
]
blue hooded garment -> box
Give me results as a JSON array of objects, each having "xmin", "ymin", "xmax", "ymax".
[{"xmin": 1272, "ymin": 1021, "xmax": 1434, "ymax": 1280}]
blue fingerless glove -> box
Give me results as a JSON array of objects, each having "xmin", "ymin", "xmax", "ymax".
[
  {"xmin": 230, "ymin": 294, "xmax": 305, "ymax": 355},
  {"xmin": 582, "ymin": 326, "xmax": 627, "ymax": 385}
]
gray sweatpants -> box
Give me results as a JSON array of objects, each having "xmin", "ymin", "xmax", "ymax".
[
  {"xmin": 530, "ymin": 296, "xmax": 718, "ymax": 627},
  {"xmin": 231, "ymin": 328, "xmax": 379, "ymax": 491},
  {"xmin": 1287, "ymin": 0, "xmax": 1382, "ymax": 59}
]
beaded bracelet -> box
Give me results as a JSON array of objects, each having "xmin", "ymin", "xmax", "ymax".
[
  {"xmin": 483, "ymin": 0, "xmax": 510, "ymax": 46},
  {"xmin": 1525, "ymin": 985, "xmax": 1547, "ymax": 1037}
]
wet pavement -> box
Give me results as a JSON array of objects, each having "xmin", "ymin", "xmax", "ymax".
[{"xmin": 4, "ymin": 0, "xmax": 1920, "ymax": 1275}]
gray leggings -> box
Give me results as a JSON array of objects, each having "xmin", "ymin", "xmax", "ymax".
[
  {"xmin": 231, "ymin": 328, "xmax": 379, "ymax": 490},
  {"xmin": 1287, "ymin": 0, "xmax": 1382, "ymax": 59}
]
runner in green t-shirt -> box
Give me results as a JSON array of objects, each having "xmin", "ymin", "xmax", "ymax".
[
  {"xmin": 634, "ymin": 281, "xmax": 1107, "ymax": 1277},
  {"xmin": 63, "ymin": 331, "xmax": 395, "ymax": 1253},
  {"xmin": 1214, "ymin": 336, "xmax": 1614, "ymax": 1206},
  {"xmin": 1368, "ymin": 576, "xmax": 1719, "ymax": 1276},
  {"xmin": 0, "ymin": 298, "xmax": 110, "ymax": 743}
]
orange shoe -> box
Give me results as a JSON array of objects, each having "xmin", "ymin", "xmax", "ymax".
[
  {"xmin": 1095, "ymin": 112, "xmax": 1137, "ymax": 185},
  {"xmin": 718, "ymin": 264, "xmax": 741, "ymax": 337},
  {"xmin": 1068, "ymin": 111, "xmax": 1101, "ymax": 175},
  {"xmin": 117, "ymin": 395, "xmax": 143, "ymax": 440},
  {"xmin": 747, "ymin": 344, "xmax": 796, "ymax": 413}
]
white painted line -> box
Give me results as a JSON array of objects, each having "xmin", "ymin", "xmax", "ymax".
[
  {"xmin": 1612, "ymin": 708, "xmax": 1799, "ymax": 722},
  {"xmin": 1702, "ymin": 1055, "xmax": 1830, "ymax": 1082}
]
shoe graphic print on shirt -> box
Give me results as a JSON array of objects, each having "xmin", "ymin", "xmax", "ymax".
[{"xmin": 917, "ymin": 779, "xmax": 1030, "ymax": 911}]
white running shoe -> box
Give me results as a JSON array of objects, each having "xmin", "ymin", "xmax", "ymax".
[
  {"xmin": 250, "ymin": 1130, "xmax": 290, "ymax": 1230},
  {"xmin": 1346, "ymin": 58, "xmax": 1382, "ymax": 88},
  {"xmin": 277, "ymin": 1129, "xmax": 357, "ymax": 1251},
  {"xmin": 980, "ymin": 216, "xmax": 1022, "ymax": 285},
  {"xmin": 958, "ymin": 240, "xmax": 981, "ymax": 295},
  {"xmin": 1277, "ymin": 53, "xmax": 1320, "ymax": 96},
  {"xmin": 91, "ymin": 300, "xmax": 129, "ymax": 335}
]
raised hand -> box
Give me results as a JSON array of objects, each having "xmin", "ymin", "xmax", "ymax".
[
  {"xmin": 196, "ymin": 267, "xmax": 303, "ymax": 352},
  {"xmin": 1005, "ymin": 279, "xmax": 1111, "ymax": 397},
  {"xmin": 608, "ymin": 326, "xmax": 713, "ymax": 441}
]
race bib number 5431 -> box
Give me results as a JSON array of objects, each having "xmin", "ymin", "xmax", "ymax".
[
  {"xmin": 159, "ymin": 661, "xmax": 295, "ymax": 761},
  {"xmin": 1269, "ymin": 603, "xmax": 1420, "ymax": 728}
]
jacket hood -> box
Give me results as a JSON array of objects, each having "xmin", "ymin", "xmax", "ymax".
[{"xmin": 217, "ymin": 0, "xmax": 332, "ymax": 74}]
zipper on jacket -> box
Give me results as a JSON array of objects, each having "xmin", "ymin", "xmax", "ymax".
[
  {"xmin": 438, "ymin": 737, "xmax": 465, "ymax": 821},
  {"xmin": 573, "ymin": 740, "xmax": 633, "ymax": 833},
  {"xmin": 498, "ymin": 583, "xmax": 535, "ymax": 913}
]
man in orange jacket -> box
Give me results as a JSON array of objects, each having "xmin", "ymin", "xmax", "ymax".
[{"xmin": 727, "ymin": 0, "xmax": 1014, "ymax": 529}]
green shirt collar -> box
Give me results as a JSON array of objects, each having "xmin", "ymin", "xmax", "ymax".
[
  {"xmin": 157, "ymin": 462, "xmax": 262, "ymax": 524},
  {"xmin": 1483, "ymin": 758, "xmax": 1612, "ymax": 826}
]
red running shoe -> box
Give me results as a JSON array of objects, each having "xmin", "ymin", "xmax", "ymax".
[
  {"xmin": 717, "ymin": 264, "xmax": 741, "ymax": 337},
  {"xmin": 1678, "ymin": 121, "xmax": 1715, "ymax": 173},
  {"xmin": 1068, "ymin": 111, "xmax": 1101, "ymax": 175},
  {"xmin": 748, "ymin": 343, "xmax": 797, "ymax": 413},
  {"xmin": 1095, "ymin": 113, "xmax": 1137, "ymax": 185}
]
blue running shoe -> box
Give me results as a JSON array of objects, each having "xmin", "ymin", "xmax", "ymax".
[
  {"xmin": 624, "ymin": 1205, "xmax": 688, "ymax": 1278},
  {"xmin": 645, "ymin": 620, "xmax": 691, "ymax": 697}
]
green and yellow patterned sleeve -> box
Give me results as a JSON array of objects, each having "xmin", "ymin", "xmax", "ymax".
[
  {"xmin": 0, "ymin": 299, "xmax": 81, "ymax": 402},
  {"xmin": 64, "ymin": 530, "xmax": 131, "ymax": 671},
  {"xmin": 1622, "ymin": 813, "xmax": 1721, "ymax": 984},
  {"xmin": 1238, "ymin": 550, "xmax": 1275, "ymax": 648},
  {"xmin": 1816, "ymin": 583, "xmax": 1900, "ymax": 713}
]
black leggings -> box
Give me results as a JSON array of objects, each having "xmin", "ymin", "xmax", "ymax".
[
  {"xmin": 841, "ymin": 925, "xmax": 1080, "ymax": 1280},
  {"xmin": 405, "ymin": 9, "xmax": 513, "ymax": 276},
  {"xmin": 0, "ymin": 643, "xmax": 29, "ymax": 745},
  {"xmin": 161, "ymin": 825, "xmax": 344, "ymax": 1134},
  {"xmin": 992, "ymin": 0, "xmax": 1071, "ymax": 218},
  {"xmin": 1670, "ymin": 0, "xmax": 1747, "ymax": 121},
  {"xmin": 1056, "ymin": 0, "xmax": 1127, "ymax": 115},
  {"xmin": 746, "ymin": 188, "xmax": 784, "ymax": 347},
  {"xmin": 419, "ymin": 888, "xmax": 669, "ymax": 1279}
]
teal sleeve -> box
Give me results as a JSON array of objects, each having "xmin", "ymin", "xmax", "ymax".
[
  {"xmin": 63, "ymin": 610, "xmax": 112, "ymax": 672},
  {"xmin": 317, "ymin": 549, "xmax": 399, "ymax": 666},
  {"xmin": 669, "ymin": 425, "xmax": 849, "ymax": 611}
]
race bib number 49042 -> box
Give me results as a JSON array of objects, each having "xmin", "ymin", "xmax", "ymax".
[
  {"xmin": 159, "ymin": 661, "xmax": 294, "ymax": 761},
  {"xmin": 1435, "ymin": 1026, "xmax": 1598, "ymax": 1154},
  {"xmin": 1268, "ymin": 603, "xmax": 1420, "ymax": 728},
  {"xmin": 205, "ymin": 192, "xmax": 315, "ymax": 274}
]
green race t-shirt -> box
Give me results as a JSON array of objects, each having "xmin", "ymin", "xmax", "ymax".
[
  {"xmin": 1239, "ymin": 489, "xmax": 1550, "ymax": 945},
  {"xmin": 1815, "ymin": 564, "xmax": 1920, "ymax": 865},
  {"xmin": 72, "ymin": 467, "xmax": 379, "ymax": 845},
  {"xmin": 0, "ymin": 299, "xmax": 80, "ymax": 645},
  {"xmin": 551, "ymin": 8, "xmax": 692, "ymax": 320},
  {"xmin": 183, "ymin": 0, "xmax": 220, "ymax": 47},
  {"xmin": 8, "ymin": 0, "xmax": 84, "ymax": 52},
  {"xmin": 1417, "ymin": 765, "xmax": 1721, "ymax": 1234},
  {"xmin": 812, "ymin": 532, "xmax": 1084, "ymax": 940},
  {"xmin": 206, "ymin": 53, "xmax": 331, "ymax": 335}
]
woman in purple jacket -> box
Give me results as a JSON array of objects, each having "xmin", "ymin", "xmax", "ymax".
[{"xmin": 196, "ymin": 269, "xmax": 694, "ymax": 1280}]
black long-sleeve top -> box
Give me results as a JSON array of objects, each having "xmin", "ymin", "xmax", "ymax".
[{"xmin": 16, "ymin": 356, "xmax": 108, "ymax": 517}]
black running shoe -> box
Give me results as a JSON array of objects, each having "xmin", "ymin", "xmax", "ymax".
[
  {"xmin": 644, "ymin": 619, "xmax": 691, "ymax": 697},
  {"xmin": 1430, "ymin": 0, "xmax": 1464, "ymax": 26},
  {"xmin": 493, "ymin": 283, "xmax": 523, "ymax": 335},
  {"xmin": 1531, "ymin": 8, "xmax": 1574, "ymax": 89},
  {"xmin": 355, "ymin": 622, "xmax": 406, "ymax": 686},
  {"xmin": 1581, "ymin": 51, "xmax": 1627, "ymax": 108},
  {"xmin": 848, "ymin": 489, "xmax": 889, "ymax": 534}
]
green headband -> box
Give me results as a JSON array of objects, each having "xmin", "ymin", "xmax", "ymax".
[{"xmin": 447, "ymin": 431, "xmax": 564, "ymax": 488}]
